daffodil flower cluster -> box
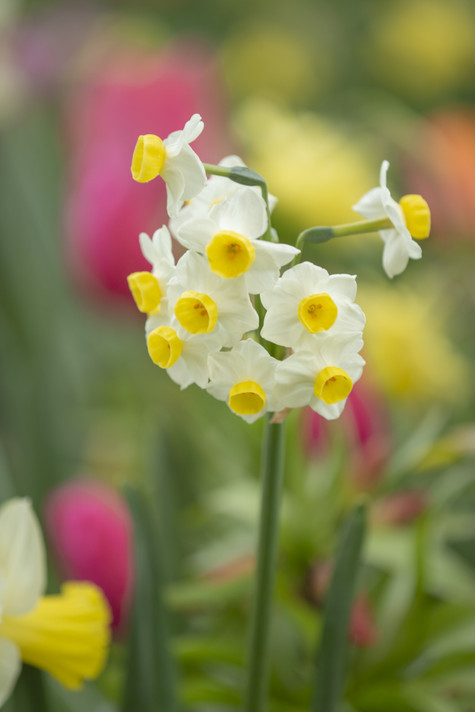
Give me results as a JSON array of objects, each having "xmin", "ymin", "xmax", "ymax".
[{"xmin": 128, "ymin": 114, "xmax": 368, "ymax": 423}]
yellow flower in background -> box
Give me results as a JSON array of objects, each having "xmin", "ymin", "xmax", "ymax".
[
  {"xmin": 365, "ymin": 0, "xmax": 475, "ymax": 100},
  {"xmin": 221, "ymin": 25, "xmax": 325, "ymax": 105},
  {"xmin": 360, "ymin": 284, "xmax": 469, "ymax": 405},
  {"xmin": 0, "ymin": 498, "xmax": 111, "ymax": 706},
  {"xmin": 235, "ymin": 100, "xmax": 375, "ymax": 230}
]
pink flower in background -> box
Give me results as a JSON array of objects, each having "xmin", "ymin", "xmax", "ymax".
[
  {"xmin": 372, "ymin": 490, "xmax": 427, "ymax": 527},
  {"xmin": 301, "ymin": 378, "xmax": 392, "ymax": 490},
  {"xmin": 64, "ymin": 39, "xmax": 233, "ymax": 306},
  {"xmin": 44, "ymin": 478, "xmax": 135, "ymax": 632}
]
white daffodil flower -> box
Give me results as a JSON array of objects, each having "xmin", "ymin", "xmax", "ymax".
[
  {"xmin": 207, "ymin": 339, "xmax": 281, "ymax": 423},
  {"xmin": 275, "ymin": 334, "xmax": 365, "ymax": 420},
  {"xmin": 174, "ymin": 188, "xmax": 299, "ymax": 293},
  {"xmin": 353, "ymin": 160, "xmax": 430, "ymax": 279},
  {"xmin": 131, "ymin": 113, "xmax": 207, "ymax": 216},
  {"xmin": 168, "ymin": 251, "xmax": 259, "ymax": 347},
  {"xmin": 170, "ymin": 155, "xmax": 278, "ymax": 234},
  {"xmin": 146, "ymin": 312, "xmax": 222, "ymax": 389},
  {"xmin": 0, "ymin": 498, "xmax": 110, "ymax": 707},
  {"xmin": 261, "ymin": 262, "xmax": 365, "ymax": 350},
  {"xmin": 127, "ymin": 225, "xmax": 176, "ymax": 315}
]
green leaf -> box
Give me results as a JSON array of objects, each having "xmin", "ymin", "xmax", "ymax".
[
  {"xmin": 311, "ymin": 503, "xmax": 367, "ymax": 712},
  {"xmin": 122, "ymin": 487, "xmax": 178, "ymax": 712}
]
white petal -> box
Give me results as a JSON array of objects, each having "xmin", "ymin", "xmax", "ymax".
[
  {"xmin": 275, "ymin": 353, "xmax": 316, "ymax": 408},
  {"xmin": 162, "ymin": 164, "xmax": 185, "ymax": 217},
  {"xmin": 309, "ymin": 396, "xmax": 347, "ymax": 420},
  {"xmin": 138, "ymin": 232, "xmax": 155, "ymax": 265},
  {"xmin": 381, "ymin": 232, "xmax": 412, "ymax": 278},
  {"xmin": 174, "ymin": 216, "xmax": 215, "ymax": 252},
  {"xmin": 182, "ymin": 113, "xmax": 204, "ymax": 144},
  {"xmin": 212, "ymin": 188, "xmax": 268, "ymax": 238},
  {"xmin": 0, "ymin": 638, "xmax": 21, "ymax": 708},
  {"xmin": 0, "ymin": 499, "xmax": 45, "ymax": 616},
  {"xmin": 327, "ymin": 274, "xmax": 358, "ymax": 302},
  {"xmin": 352, "ymin": 187, "xmax": 386, "ymax": 220},
  {"xmin": 379, "ymin": 160, "xmax": 390, "ymax": 189},
  {"xmin": 151, "ymin": 225, "xmax": 174, "ymax": 265}
]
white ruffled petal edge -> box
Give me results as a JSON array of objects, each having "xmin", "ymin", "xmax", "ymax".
[
  {"xmin": 0, "ymin": 638, "xmax": 21, "ymax": 708},
  {"xmin": 0, "ymin": 498, "xmax": 46, "ymax": 616}
]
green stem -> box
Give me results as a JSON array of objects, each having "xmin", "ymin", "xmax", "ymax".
[
  {"xmin": 203, "ymin": 162, "xmax": 232, "ymax": 179},
  {"xmin": 294, "ymin": 216, "xmax": 393, "ymax": 258},
  {"xmin": 331, "ymin": 217, "xmax": 392, "ymax": 236},
  {"xmin": 243, "ymin": 416, "xmax": 286, "ymax": 712}
]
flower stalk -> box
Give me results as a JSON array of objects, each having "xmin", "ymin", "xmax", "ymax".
[{"xmin": 243, "ymin": 416, "xmax": 286, "ymax": 712}]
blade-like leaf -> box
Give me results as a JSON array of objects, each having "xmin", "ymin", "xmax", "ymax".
[
  {"xmin": 311, "ymin": 503, "xmax": 367, "ymax": 712},
  {"xmin": 122, "ymin": 487, "xmax": 178, "ymax": 712}
]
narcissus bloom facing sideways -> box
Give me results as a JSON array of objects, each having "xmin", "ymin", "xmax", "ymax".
[
  {"xmin": 207, "ymin": 339, "xmax": 282, "ymax": 423},
  {"xmin": 353, "ymin": 160, "xmax": 430, "ymax": 278},
  {"xmin": 127, "ymin": 225, "xmax": 176, "ymax": 315},
  {"xmin": 175, "ymin": 187, "xmax": 298, "ymax": 293},
  {"xmin": 131, "ymin": 114, "xmax": 207, "ymax": 216},
  {"xmin": 261, "ymin": 262, "xmax": 365, "ymax": 350},
  {"xmin": 275, "ymin": 334, "xmax": 365, "ymax": 420},
  {"xmin": 0, "ymin": 498, "xmax": 111, "ymax": 707}
]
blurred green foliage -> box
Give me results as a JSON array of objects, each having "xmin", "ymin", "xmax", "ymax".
[{"xmin": 2, "ymin": 0, "xmax": 475, "ymax": 710}]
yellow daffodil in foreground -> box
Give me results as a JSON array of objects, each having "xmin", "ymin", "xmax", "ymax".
[{"xmin": 0, "ymin": 498, "xmax": 111, "ymax": 707}]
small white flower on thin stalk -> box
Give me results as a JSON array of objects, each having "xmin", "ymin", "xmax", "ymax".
[
  {"xmin": 275, "ymin": 334, "xmax": 365, "ymax": 420},
  {"xmin": 168, "ymin": 251, "xmax": 259, "ymax": 347},
  {"xmin": 261, "ymin": 261, "xmax": 365, "ymax": 350},
  {"xmin": 170, "ymin": 155, "xmax": 278, "ymax": 233},
  {"xmin": 207, "ymin": 339, "xmax": 282, "ymax": 423},
  {"xmin": 131, "ymin": 113, "xmax": 207, "ymax": 217},
  {"xmin": 146, "ymin": 312, "xmax": 221, "ymax": 389},
  {"xmin": 175, "ymin": 188, "xmax": 299, "ymax": 293},
  {"xmin": 353, "ymin": 160, "xmax": 430, "ymax": 279},
  {"xmin": 127, "ymin": 225, "xmax": 176, "ymax": 315}
]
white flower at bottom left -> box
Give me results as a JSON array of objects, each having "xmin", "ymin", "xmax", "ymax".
[{"xmin": 0, "ymin": 498, "xmax": 111, "ymax": 707}]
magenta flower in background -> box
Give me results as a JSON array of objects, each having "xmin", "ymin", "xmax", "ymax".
[
  {"xmin": 64, "ymin": 39, "xmax": 233, "ymax": 306},
  {"xmin": 44, "ymin": 478, "xmax": 135, "ymax": 632},
  {"xmin": 301, "ymin": 378, "xmax": 392, "ymax": 490}
]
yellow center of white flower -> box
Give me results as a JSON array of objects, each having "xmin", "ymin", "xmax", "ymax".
[
  {"xmin": 206, "ymin": 230, "xmax": 256, "ymax": 279},
  {"xmin": 297, "ymin": 293, "xmax": 338, "ymax": 333},
  {"xmin": 228, "ymin": 380, "xmax": 266, "ymax": 416},
  {"xmin": 147, "ymin": 326, "xmax": 183, "ymax": 368},
  {"xmin": 313, "ymin": 366, "xmax": 353, "ymax": 404},
  {"xmin": 174, "ymin": 291, "xmax": 218, "ymax": 334},
  {"xmin": 399, "ymin": 194, "xmax": 431, "ymax": 239},
  {"xmin": 0, "ymin": 582, "xmax": 110, "ymax": 690},
  {"xmin": 131, "ymin": 134, "xmax": 166, "ymax": 183},
  {"xmin": 127, "ymin": 271, "xmax": 162, "ymax": 313}
]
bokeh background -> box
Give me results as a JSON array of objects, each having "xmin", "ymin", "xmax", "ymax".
[{"xmin": 1, "ymin": 0, "xmax": 475, "ymax": 710}]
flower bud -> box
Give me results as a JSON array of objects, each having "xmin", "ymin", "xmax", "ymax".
[{"xmin": 44, "ymin": 478, "xmax": 134, "ymax": 632}]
